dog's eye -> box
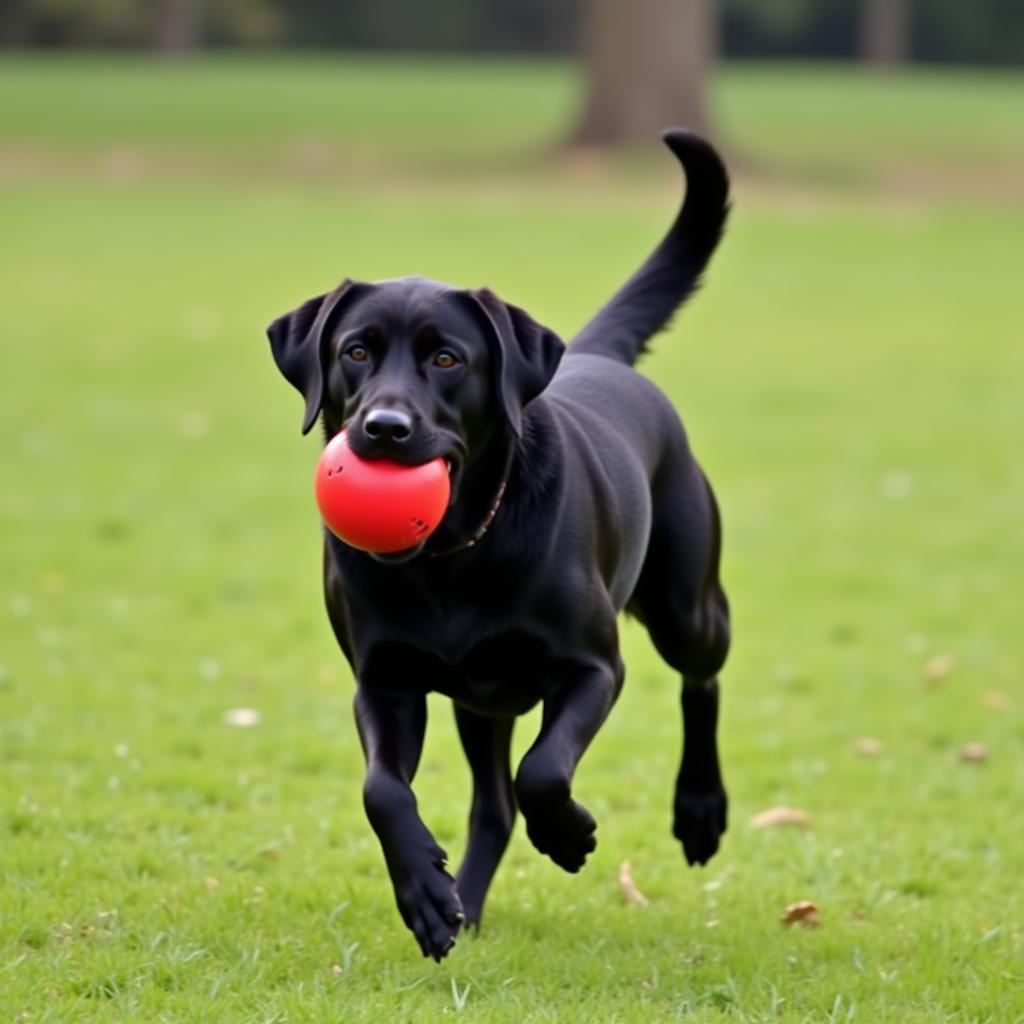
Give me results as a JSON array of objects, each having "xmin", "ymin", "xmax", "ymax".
[
  {"xmin": 346, "ymin": 345, "xmax": 369, "ymax": 363},
  {"xmin": 433, "ymin": 351, "xmax": 458, "ymax": 369}
]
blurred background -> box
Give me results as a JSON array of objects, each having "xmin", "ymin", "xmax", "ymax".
[
  {"xmin": 5, "ymin": 0, "xmax": 1024, "ymax": 64},
  {"xmin": 2, "ymin": 2, "xmax": 1023, "ymax": 1018}
]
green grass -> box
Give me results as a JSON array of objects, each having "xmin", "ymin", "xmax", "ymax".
[
  {"xmin": 2, "ymin": 54, "xmax": 1022, "ymax": 184},
  {"xmin": 2, "ymin": 56, "xmax": 1023, "ymax": 1022}
]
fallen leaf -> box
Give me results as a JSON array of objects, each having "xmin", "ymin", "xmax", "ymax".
[
  {"xmin": 617, "ymin": 860, "xmax": 649, "ymax": 906},
  {"xmin": 853, "ymin": 737, "xmax": 884, "ymax": 757},
  {"xmin": 179, "ymin": 411, "xmax": 209, "ymax": 441},
  {"xmin": 204, "ymin": 876, "xmax": 220, "ymax": 890},
  {"xmin": 41, "ymin": 572, "xmax": 68, "ymax": 595},
  {"xmin": 781, "ymin": 901, "xmax": 820, "ymax": 927},
  {"xmin": 983, "ymin": 690, "xmax": 1010, "ymax": 710},
  {"xmin": 330, "ymin": 963, "xmax": 343, "ymax": 976},
  {"xmin": 923, "ymin": 654, "xmax": 955, "ymax": 684},
  {"xmin": 244, "ymin": 886, "xmax": 266, "ymax": 905},
  {"xmin": 224, "ymin": 708, "xmax": 261, "ymax": 728},
  {"xmin": 960, "ymin": 742, "xmax": 988, "ymax": 763},
  {"xmin": 751, "ymin": 806, "xmax": 813, "ymax": 830},
  {"xmin": 881, "ymin": 469, "xmax": 914, "ymax": 501}
]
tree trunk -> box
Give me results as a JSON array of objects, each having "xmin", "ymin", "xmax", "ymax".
[
  {"xmin": 154, "ymin": 0, "xmax": 201, "ymax": 54},
  {"xmin": 571, "ymin": 0, "xmax": 717, "ymax": 147},
  {"xmin": 860, "ymin": 0, "xmax": 911, "ymax": 66}
]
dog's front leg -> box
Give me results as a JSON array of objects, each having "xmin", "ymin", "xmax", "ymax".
[
  {"xmin": 354, "ymin": 687, "xmax": 465, "ymax": 960},
  {"xmin": 514, "ymin": 660, "xmax": 622, "ymax": 873}
]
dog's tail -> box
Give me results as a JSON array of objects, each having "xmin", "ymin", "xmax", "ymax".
[{"xmin": 569, "ymin": 130, "xmax": 730, "ymax": 367}]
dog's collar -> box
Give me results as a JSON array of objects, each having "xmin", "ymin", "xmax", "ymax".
[{"xmin": 428, "ymin": 452, "xmax": 513, "ymax": 558}]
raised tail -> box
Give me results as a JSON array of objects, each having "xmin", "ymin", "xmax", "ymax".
[{"xmin": 569, "ymin": 130, "xmax": 730, "ymax": 367}]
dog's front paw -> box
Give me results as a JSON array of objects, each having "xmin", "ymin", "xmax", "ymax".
[
  {"xmin": 673, "ymin": 785, "xmax": 728, "ymax": 866},
  {"xmin": 523, "ymin": 798, "xmax": 598, "ymax": 873},
  {"xmin": 393, "ymin": 846, "xmax": 465, "ymax": 961}
]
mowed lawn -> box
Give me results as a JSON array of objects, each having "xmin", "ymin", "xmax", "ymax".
[{"xmin": 1, "ymin": 56, "xmax": 1022, "ymax": 1022}]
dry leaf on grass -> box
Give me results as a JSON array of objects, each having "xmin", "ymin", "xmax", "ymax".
[
  {"xmin": 224, "ymin": 708, "xmax": 261, "ymax": 727},
  {"xmin": 923, "ymin": 654, "xmax": 955, "ymax": 684},
  {"xmin": 983, "ymin": 690, "xmax": 1010, "ymax": 710},
  {"xmin": 960, "ymin": 742, "xmax": 988, "ymax": 763},
  {"xmin": 751, "ymin": 806, "xmax": 813, "ymax": 830},
  {"xmin": 617, "ymin": 861, "xmax": 649, "ymax": 906},
  {"xmin": 853, "ymin": 737, "xmax": 884, "ymax": 757},
  {"xmin": 781, "ymin": 901, "xmax": 821, "ymax": 927},
  {"xmin": 179, "ymin": 411, "xmax": 209, "ymax": 441},
  {"xmin": 244, "ymin": 886, "xmax": 266, "ymax": 905}
]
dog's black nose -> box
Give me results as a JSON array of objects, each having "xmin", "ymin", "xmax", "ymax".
[{"xmin": 363, "ymin": 408, "xmax": 413, "ymax": 443}]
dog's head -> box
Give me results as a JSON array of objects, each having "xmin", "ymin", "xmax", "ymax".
[{"xmin": 267, "ymin": 275, "xmax": 563, "ymax": 502}]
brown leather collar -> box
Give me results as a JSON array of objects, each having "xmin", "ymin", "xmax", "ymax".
[{"xmin": 428, "ymin": 454, "xmax": 513, "ymax": 558}]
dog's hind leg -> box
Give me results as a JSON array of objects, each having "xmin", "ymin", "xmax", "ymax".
[
  {"xmin": 673, "ymin": 663, "xmax": 728, "ymax": 865},
  {"xmin": 453, "ymin": 707, "xmax": 516, "ymax": 927},
  {"xmin": 629, "ymin": 461, "xmax": 731, "ymax": 866}
]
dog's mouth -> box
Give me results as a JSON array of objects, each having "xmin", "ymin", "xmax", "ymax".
[
  {"xmin": 443, "ymin": 456, "xmax": 464, "ymax": 508},
  {"xmin": 344, "ymin": 425, "xmax": 464, "ymax": 488},
  {"xmin": 370, "ymin": 542, "xmax": 427, "ymax": 565}
]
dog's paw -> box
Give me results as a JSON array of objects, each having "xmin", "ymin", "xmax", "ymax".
[
  {"xmin": 524, "ymin": 798, "xmax": 598, "ymax": 873},
  {"xmin": 673, "ymin": 785, "xmax": 728, "ymax": 866},
  {"xmin": 394, "ymin": 848, "xmax": 465, "ymax": 961}
]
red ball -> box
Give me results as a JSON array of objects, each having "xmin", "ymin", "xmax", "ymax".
[{"xmin": 314, "ymin": 431, "xmax": 450, "ymax": 553}]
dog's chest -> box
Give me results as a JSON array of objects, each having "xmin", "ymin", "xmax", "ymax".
[
  {"xmin": 439, "ymin": 629, "xmax": 549, "ymax": 715},
  {"xmin": 364, "ymin": 621, "xmax": 550, "ymax": 716},
  {"xmin": 347, "ymin": 549, "xmax": 598, "ymax": 714}
]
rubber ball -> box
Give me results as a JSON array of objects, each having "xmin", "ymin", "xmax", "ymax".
[{"xmin": 314, "ymin": 431, "xmax": 450, "ymax": 553}]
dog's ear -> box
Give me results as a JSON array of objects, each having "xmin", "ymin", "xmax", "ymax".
[
  {"xmin": 266, "ymin": 278, "xmax": 367, "ymax": 434},
  {"xmin": 459, "ymin": 288, "xmax": 565, "ymax": 437}
]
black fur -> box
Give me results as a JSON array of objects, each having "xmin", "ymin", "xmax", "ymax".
[{"xmin": 266, "ymin": 129, "xmax": 732, "ymax": 961}]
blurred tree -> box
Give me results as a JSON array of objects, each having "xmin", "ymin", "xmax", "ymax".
[
  {"xmin": 478, "ymin": 0, "xmax": 577, "ymax": 54},
  {"xmin": 10, "ymin": 0, "xmax": 149, "ymax": 45},
  {"xmin": 0, "ymin": 0, "xmax": 278, "ymax": 47},
  {"xmin": 3, "ymin": 0, "xmax": 1024, "ymax": 65},
  {"xmin": 571, "ymin": 0, "xmax": 717, "ymax": 146},
  {"xmin": 722, "ymin": 0, "xmax": 854, "ymax": 58},
  {"xmin": 0, "ymin": 1, "xmax": 30, "ymax": 45},
  {"xmin": 154, "ymin": 0, "xmax": 200, "ymax": 52},
  {"xmin": 208, "ymin": 0, "xmax": 281, "ymax": 45},
  {"xmin": 915, "ymin": 0, "xmax": 1024, "ymax": 65},
  {"xmin": 860, "ymin": 0, "xmax": 910, "ymax": 65},
  {"xmin": 279, "ymin": 0, "xmax": 574, "ymax": 52}
]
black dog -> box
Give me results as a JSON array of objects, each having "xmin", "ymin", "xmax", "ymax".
[{"xmin": 267, "ymin": 130, "xmax": 731, "ymax": 961}]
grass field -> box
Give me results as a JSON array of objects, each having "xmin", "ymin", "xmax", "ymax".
[{"xmin": 1, "ymin": 55, "xmax": 1023, "ymax": 1022}]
